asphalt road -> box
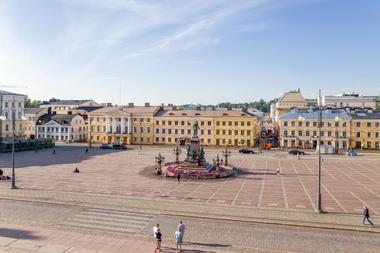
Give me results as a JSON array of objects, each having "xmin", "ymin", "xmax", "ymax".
[{"xmin": 0, "ymin": 199, "xmax": 379, "ymax": 253}]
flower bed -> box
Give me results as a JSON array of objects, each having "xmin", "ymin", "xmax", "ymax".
[{"xmin": 163, "ymin": 165, "xmax": 232, "ymax": 179}]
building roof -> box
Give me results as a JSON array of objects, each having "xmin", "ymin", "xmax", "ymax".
[
  {"xmin": 0, "ymin": 90, "xmax": 27, "ymax": 97},
  {"xmin": 280, "ymin": 108, "xmax": 351, "ymax": 120},
  {"xmin": 24, "ymin": 108, "xmax": 45, "ymax": 115},
  {"xmin": 89, "ymin": 105, "xmax": 161, "ymax": 116},
  {"xmin": 43, "ymin": 100, "xmax": 94, "ymax": 106},
  {"xmin": 350, "ymin": 110, "xmax": 380, "ymax": 120},
  {"xmin": 75, "ymin": 106, "xmax": 104, "ymax": 112},
  {"xmin": 277, "ymin": 91, "xmax": 307, "ymax": 104},
  {"xmin": 89, "ymin": 106, "xmax": 129, "ymax": 116},
  {"xmin": 123, "ymin": 106, "xmax": 160, "ymax": 114},
  {"xmin": 37, "ymin": 114, "xmax": 79, "ymax": 125},
  {"xmin": 155, "ymin": 109, "xmax": 256, "ymax": 118}
]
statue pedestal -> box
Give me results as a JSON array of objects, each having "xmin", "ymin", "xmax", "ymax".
[{"xmin": 185, "ymin": 136, "xmax": 204, "ymax": 165}]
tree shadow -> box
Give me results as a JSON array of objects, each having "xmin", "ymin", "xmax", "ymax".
[
  {"xmin": 0, "ymin": 145, "xmax": 125, "ymax": 169},
  {"xmin": 0, "ymin": 228, "xmax": 41, "ymax": 240}
]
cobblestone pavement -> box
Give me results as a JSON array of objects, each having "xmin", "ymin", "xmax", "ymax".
[
  {"xmin": 0, "ymin": 200, "xmax": 379, "ymax": 253},
  {"xmin": 1, "ymin": 145, "xmax": 379, "ymax": 215}
]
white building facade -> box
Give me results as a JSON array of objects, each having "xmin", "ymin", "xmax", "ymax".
[
  {"xmin": 0, "ymin": 90, "xmax": 28, "ymax": 140},
  {"xmin": 320, "ymin": 93, "xmax": 377, "ymax": 109},
  {"xmin": 36, "ymin": 114, "xmax": 86, "ymax": 142}
]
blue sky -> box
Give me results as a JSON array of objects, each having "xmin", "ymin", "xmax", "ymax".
[{"xmin": 0, "ymin": 0, "xmax": 379, "ymax": 105}]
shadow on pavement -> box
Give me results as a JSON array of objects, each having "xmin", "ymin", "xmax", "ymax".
[
  {"xmin": 0, "ymin": 228, "xmax": 41, "ymax": 240},
  {"xmin": 161, "ymin": 246, "xmax": 219, "ymax": 253},
  {"xmin": 0, "ymin": 145, "xmax": 126, "ymax": 169}
]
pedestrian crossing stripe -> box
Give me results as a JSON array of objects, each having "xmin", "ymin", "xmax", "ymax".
[{"xmin": 59, "ymin": 208, "xmax": 155, "ymax": 234}]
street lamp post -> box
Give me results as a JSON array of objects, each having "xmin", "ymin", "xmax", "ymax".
[
  {"xmin": 11, "ymin": 108, "xmax": 16, "ymax": 189},
  {"xmin": 317, "ymin": 90, "xmax": 323, "ymax": 213},
  {"xmin": 213, "ymin": 154, "xmax": 223, "ymax": 171},
  {"xmin": 334, "ymin": 115, "xmax": 342, "ymax": 154},
  {"xmin": 173, "ymin": 144, "xmax": 181, "ymax": 164},
  {"xmin": 297, "ymin": 115, "xmax": 305, "ymax": 160},
  {"xmin": 89, "ymin": 117, "xmax": 92, "ymax": 148},
  {"xmin": 222, "ymin": 146, "xmax": 231, "ymax": 166},
  {"xmin": 155, "ymin": 153, "xmax": 165, "ymax": 169}
]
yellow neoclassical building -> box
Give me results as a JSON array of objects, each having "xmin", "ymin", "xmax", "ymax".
[
  {"xmin": 154, "ymin": 108, "xmax": 260, "ymax": 147},
  {"xmin": 88, "ymin": 103, "xmax": 160, "ymax": 145},
  {"xmin": 349, "ymin": 110, "xmax": 380, "ymax": 149},
  {"xmin": 270, "ymin": 90, "xmax": 308, "ymax": 123},
  {"xmin": 278, "ymin": 108, "xmax": 352, "ymax": 150}
]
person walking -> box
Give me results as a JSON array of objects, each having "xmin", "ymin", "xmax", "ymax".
[
  {"xmin": 53, "ymin": 149, "xmax": 56, "ymax": 155},
  {"xmin": 175, "ymin": 229, "xmax": 183, "ymax": 253},
  {"xmin": 153, "ymin": 224, "xmax": 160, "ymax": 251},
  {"xmin": 178, "ymin": 221, "xmax": 186, "ymax": 241},
  {"xmin": 177, "ymin": 173, "xmax": 181, "ymax": 183},
  {"xmin": 363, "ymin": 206, "xmax": 374, "ymax": 226},
  {"xmin": 154, "ymin": 228, "xmax": 162, "ymax": 252},
  {"xmin": 276, "ymin": 169, "xmax": 280, "ymax": 175}
]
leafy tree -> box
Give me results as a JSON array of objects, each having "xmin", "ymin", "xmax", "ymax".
[{"xmin": 24, "ymin": 98, "xmax": 42, "ymax": 108}]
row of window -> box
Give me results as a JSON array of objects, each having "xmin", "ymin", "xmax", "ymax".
[
  {"xmin": 355, "ymin": 132, "xmax": 380, "ymax": 138},
  {"xmin": 154, "ymin": 128, "xmax": 253, "ymax": 136},
  {"xmin": 2, "ymin": 101, "xmax": 23, "ymax": 108},
  {"xmin": 37, "ymin": 126, "xmax": 72, "ymax": 133},
  {"xmin": 155, "ymin": 120, "xmax": 253, "ymax": 127},
  {"xmin": 284, "ymin": 130, "xmax": 348, "ymax": 138},
  {"xmin": 283, "ymin": 130, "xmax": 380, "ymax": 138},
  {"xmin": 283, "ymin": 121, "xmax": 380, "ymax": 128},
  {"xmin": 283, "ymin": 139, "xmax": 349, "ymax": 148},
  {"xmin": 283, "ymin": 121, "xmax": 348, "ymax": 127},
  {"xmin": 3, "ymin": 124, "xmax": 23, "ymax": 131},
  {"xmin": 355, "ymin": 122, "xmax": 380, "ymax": 128},
  {"xmin": 1, "ymin": 111, "xmax": 23, "ymax": 120}
]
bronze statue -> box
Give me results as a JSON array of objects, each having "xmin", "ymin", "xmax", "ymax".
[{"xmin": 193, "ymin": 121, "xmax": 200, "ymax": 137}]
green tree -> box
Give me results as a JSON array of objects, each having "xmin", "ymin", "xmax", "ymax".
[{"xmin": 24, "ymin": 98, "xmax": 42, "ymax": 108}]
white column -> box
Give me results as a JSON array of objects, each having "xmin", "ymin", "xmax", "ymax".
[
  {"xmin": 128, "ymin": 116, "xmax": 132, "ymax": 133},
  {"xmin": 121, "ymin": 117, "xmax": 126, "ymax": 134},
  {"xmin": 112, "ymin": 117, "xmax": 117, "ymax": 133},
  {"xmin": 68, "ymin": 126, "xmax": 71, "ymax": 142},
  {"xmin": 59, "ymin": 126, "xmax": 62, "ymax": 142},
  {"xmin": 106, "ymin": 117, "xmax": 110, "ymax": 133},
  {"xmin": 44, "ymin": 126, "xmax": 47, "ymax": 139}
]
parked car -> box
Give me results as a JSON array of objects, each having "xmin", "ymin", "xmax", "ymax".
[
  {"xmin": 288, "ymin": 149, "xmax": 305, "ymax": 155},
  {"xmin": 99, "ymin": 144, "xmax": 112, "ymax": 149},
  {"xmin": 239, "ymin": 149, "xmax": 255, "ymax": 154},
  {"xmin": 112, "ymin": 144, "xmax": 127, "ymax": 150},
  {"xmin": 346, "ymin": 150, "xmax": 357, "ymax": 157}
]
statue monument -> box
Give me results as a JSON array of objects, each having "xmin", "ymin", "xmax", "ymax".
[{"xmin": 156, "ymin": 120, "xmax": 233, "ymax": 179}]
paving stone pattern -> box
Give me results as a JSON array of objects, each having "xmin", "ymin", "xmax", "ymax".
[{"xmin": 0, "ymin": 146, "xmax": 379, "ymax": 215}]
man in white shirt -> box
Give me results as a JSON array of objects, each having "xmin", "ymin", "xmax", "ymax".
[{"xmin": 153, "ymin": 223, "xmax": 160, "ymax": 238}]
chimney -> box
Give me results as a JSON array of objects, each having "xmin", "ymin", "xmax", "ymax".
[
  {"xmin": 53, "ymin": 111, "xmax": 57, "ymax": 115},
  {"xmin": 145, "ymin": 102, "xmax": 150, "ymax": 107},
  {"xmin": 168, "ymin": 103, "xmax": 173, "ymax": 107},
  {"xmin": 47, "ymin": 107, "xmax": 52, "ymax": 115},
  {"xmin": 128, "ymin": 103, "xmax": 134, "ymax": 108},
  {"xmin": 172, "ymin": 106, "xmax": 177, "ymax": 111},
  {"xmin": 227, "ymin": 107, "xmax": 232, "ymax": 111},
  {"xmin": 196, "ymin": 106, "xmax": 201, "ymax": 111},
  {"xmin": 211, "ymin": 106, "xmax": 216, "ymax": 111}
]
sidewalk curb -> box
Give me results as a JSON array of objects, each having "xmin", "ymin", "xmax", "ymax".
[{"xmin": 0, "ymin": 194, "xmax": 378, "ymax": 234}]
